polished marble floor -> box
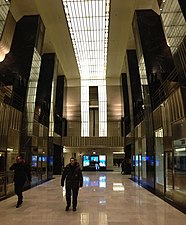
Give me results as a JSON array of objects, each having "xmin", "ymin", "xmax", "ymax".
[{"xmin": 0, "ymin": 172, "xmax": 186, "ymax": 225}]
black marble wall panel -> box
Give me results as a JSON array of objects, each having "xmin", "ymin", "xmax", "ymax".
[
  {"xmin": 53, "ymin": 144, "xmax": 63, "ymax": 175},
  {"xmin": 54, "ymin": 75, "xmax": 67, "ymax": 135},
  {"xmin": 126, "ymin": 50, "xmax": 144, "ymax": 126},
  {"xmin": 0, "ymin": 16, "xmax": 42, "ymax": 111},
  {"xmin": 121, "ymin": 73, "xmax": 130, "ymax": 135},
  {"xmin": 143, "ymin": 85, "xmax": 155, "ymax": 189},
  {"xmin": 121, "ymin": 117, "xmax": 125, "ymax": 137},
  {"xmin": 35, "ymin": 53, "xmax": 55, "ymax": 127},
  {"xmin": 132, "ymin": 11, "xmax": 166, "ymax": 189},
  {"xmin": 125, "ymin": 144, "xmax": 131, "ymax": 174},
  {"xmin": 178, "ymin": 0, "xmax": 186, "ymax": 20},
  {"xmin": 133, "ymin": 10, "xmax": 176, "ymax": 107},
  {"xmin": 173, "ymin": 37, "xmax": 186, "ymax": 114},
  {"xmin": 62, "ymin": 118, "xmax": 67, "ymax": 136}
]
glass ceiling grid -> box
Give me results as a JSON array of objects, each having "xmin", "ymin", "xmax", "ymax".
[
  {"xmin": 81, "ymin": 80, "xmax": 89, "ymax": 137},
  {"xmin": 160, "ymin": 0, "xmax": 186, "ymax": 55},
  {"xmin": 26, "ymin": 48, "xmax": 41, "ymax": 135},
  {"xmin": 139, "ymin": 56, "xmax": 148, "ymax": 101},
  {"xmin": 62, "ymin": 0, "xmax": 110, "ymax": 80},
  {"xmin": 0, "ymin": 1, "xmax": 10, "ymax": 36}
]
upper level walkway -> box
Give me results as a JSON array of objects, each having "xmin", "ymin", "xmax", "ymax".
[{"xmin": 0, "ymin": 172, "xmax": 186, "ymax": 225}]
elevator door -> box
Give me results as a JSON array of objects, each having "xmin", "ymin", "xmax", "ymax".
[
  {"xmin": 0, "ymin": 152, "xmax": 6, "ymax": 198},
  {"xmin": 165, "ymin": 151, "xmax": 174, "ymax": 194}
]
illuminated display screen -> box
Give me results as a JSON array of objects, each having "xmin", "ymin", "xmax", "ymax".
[
  {"xmin": 83, "ymin": 154, "xmax": 107, "ymax": 169},
  {"xmin": 90, "ymin": 155, "xmax": 99, "ymax": 162},
  {"xmin": 42, "ymin": 156, "xmax": 47, "ymax": 162},
  {"xmin": 32, "ymin": 156, "xmax": 37, "ymax": 167},
  {"xmin": 83, "ymin": 155, "xmax": 90, "ymax": 167},
  {"xmin": 38, "ymin": 156, "xmax": 47, "ymax": 162},
  {"xmin": 99, "ymin": 155, "xmax": 106, "ymax": 167}
]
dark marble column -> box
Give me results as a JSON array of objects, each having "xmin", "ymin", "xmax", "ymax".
[
  {"xmin": 54, "ymin": 75, "xmax": 67, "ymax": 135},
  {"xmin": 121, "ymin": 73, "xmax": 130, "ymax": 136},
  {"xmin": 35, "ymin": 53, "xmax": 56, "ymax": 127},
  {"xmin": 126, "ymin": 50, "xmax": 143, "ymax": 127},
  {"xmin": 132, "ymin": 9, "xmax": 175, "ymax": 189},
  {"xmin": 53, "ymin": 144, "xmax": 63, "ymax": 175},
  {"xmin": 172, "ymin": 0, "xmax": 186, "ymax": 114},
  {"xmin": 133, "ymin": 10, "xmax": 175, "ymax": 108},
  {"xmin": 0, "ymin": 15, "xmax": 44, "ymax": 111}
]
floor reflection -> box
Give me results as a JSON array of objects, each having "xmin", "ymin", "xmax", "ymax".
[
  {"xmin": 113, "ymin": 182, "xmax": 125, "ymax": 191},
  {"xmin": 80, "ymin": 212, "xmax": 107, "ymax": 225},
  {"xmin": 83, "ymin": 174, "xmax": 106, "ymax": 188},
  {"xmin": 0, "ymin": 172, "xmax": 186, "ymax": 225}
]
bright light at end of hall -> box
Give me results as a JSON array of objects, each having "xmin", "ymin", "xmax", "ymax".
[{"xmin": 62, "ymin": 0, "xmax": 110, "ymax": 80}]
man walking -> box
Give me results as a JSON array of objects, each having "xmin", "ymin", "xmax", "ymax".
[
  {"xmin": 61, "ymin": 157, "xmax": 83, "ymax": 211},
  {"xmin": 9, "ymin": 155, "xmax": 31, "ymax": 208}
]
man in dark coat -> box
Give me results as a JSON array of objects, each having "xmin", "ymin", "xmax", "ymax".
[
  {"xmin": 9, "ymin": 155, "xmax": 31, "ymax": 208},
  {"xmin": 61, "ymin": 157, "xmax": 83, "ymax": 211}
]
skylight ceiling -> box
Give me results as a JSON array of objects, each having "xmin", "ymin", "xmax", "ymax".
[{"xmin": 62, "ymin": 0, "xmax": 110, "ymax": 80}]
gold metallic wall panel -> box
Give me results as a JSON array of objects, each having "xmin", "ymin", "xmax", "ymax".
[
  {"xmin": 0, "ymin": 103, "xmax": 22, "ymax": 148},
  {"xmin": 7, "ymin": 128, "xmax": 20, "ymax": 149},
  {"xmin": 61, "ymin": 136, "xmax": 124, "ymax": 147},
  {"xmin": 153, "ymin": 106, "xmax": 163, "ymax": 130},
  {"xmin": 31, "ymin": 136, "xmax": 38, "ymax": 147},
  {"xmin": 167, "ymin": 87, "xmax": 184, "ymax": 123},
  {"xmin": 172, "ymin": 118, "xmax": 186, "ymax": 140},
  {"xmin": 163, "ymin": 136, "xmax": 173, "ymax": 150}
]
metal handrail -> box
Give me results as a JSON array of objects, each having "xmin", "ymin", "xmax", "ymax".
[
  {"xmin": 151, "ymin": 68, "xmax": 178, "ymax": 109},
  {"xmin": 0, "ymin": 81, "xmax": 23, "ymax": 111}
]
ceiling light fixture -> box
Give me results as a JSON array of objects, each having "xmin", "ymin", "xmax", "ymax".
[{"xmin": 62, "ymin": 0, "xmax": 110, "ymax": 80}]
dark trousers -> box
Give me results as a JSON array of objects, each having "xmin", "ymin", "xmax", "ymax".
[
  {"xmin": 66, "ymin": 187, "xmax": 79, "ymax": 208},
  {"xmin": 15, "ymin": 182, "xmax": 24, "ymax": 203}
]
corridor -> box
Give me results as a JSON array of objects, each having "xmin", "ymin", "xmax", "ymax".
[{"xmin": 0, "ymin": 172, "xmax": 185, "ymax": 225}]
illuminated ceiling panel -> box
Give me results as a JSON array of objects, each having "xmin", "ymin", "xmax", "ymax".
[
  {"xmin": 62, "ymin": 0, "xmax": 110, "ymax": 80},
  {"xmin": 160, "ymin": 0, "xmax": 186, "ymax": 54}
]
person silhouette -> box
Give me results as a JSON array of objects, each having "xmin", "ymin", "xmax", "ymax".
[
  {"xmin": 61, "ymin": 157, "xmax": 83, "ymax": 211},
  {"xmin": 9, "ymin": 155, "xmax": 31, "ymax": 208}
]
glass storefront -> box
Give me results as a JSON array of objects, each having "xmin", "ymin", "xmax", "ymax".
[
  {"xmin": 155, "ymin": 129, "xmax": 164, "ymax": 192},
  {"xmin": 0, "ymin": 149, "xmax": 51, "ymax": 198},
  {"xmin": 31, "ymin": 154, "xmax": 48, "ymax": 185},
  {"xmin": 141, "ymin": 137, "xmax": 146, "ymax": 180},
  {"xmin": 174, "ymin": 147, "xmax": 186, "ymax": 194},
  {"xmin": 165, "ymin": 151, "xmax": 173, "ymax": 193}
]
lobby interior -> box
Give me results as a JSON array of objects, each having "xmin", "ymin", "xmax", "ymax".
[{"xmin": 0, "ymin": 0, "xmax": 186, "ymax": 221}]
